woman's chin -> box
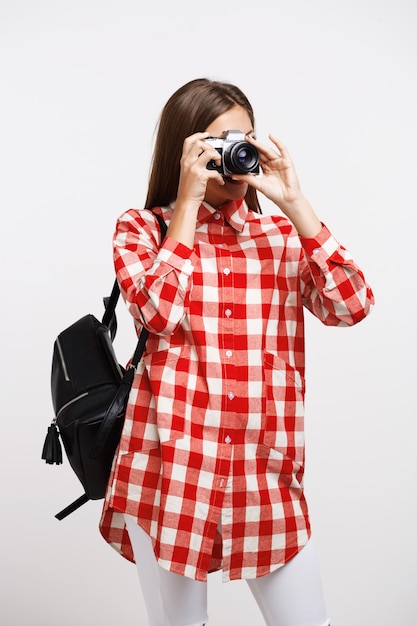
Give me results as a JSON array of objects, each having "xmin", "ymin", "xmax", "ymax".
[
  {"xmin": 205, "ymin": 178, "xmax": 248, "ymax": 207},
  {"xmin": 223, "ymin": 176, "xmax": 246, "ymax": 187}
]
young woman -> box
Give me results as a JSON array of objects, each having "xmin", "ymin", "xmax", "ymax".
[{"xmin": 100, "ymin": 78, "xmax": 374, "ymax": 626}]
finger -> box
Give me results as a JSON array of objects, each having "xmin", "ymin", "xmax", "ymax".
[
  {"xmin": 230, "ymin": 172, "xmax": 262, "ymax": 190},
  {"xmin": 198, "ymin": 145, "xmax": 222, "ymax": 167},
  {"xmin": 196, "ymin": 143, "xmax": 221, "ymax": 164},
  {"xmin": 182, "ymin": 132, "xmax": 210, "ymax": 157},
  {"xmin": 245, "ymin": 134, "xmax": 281, "ymax": 162},
  {"xmin": 268, "ymin": 134, "xmax": 293, "ymax": 162},
  {"xmin": 209, "ymin": 171, "xmax": 226, "ymax": 186},
  {"xmin": 188, "ymin": 131, "xmax": 210, "ymax": 142},
  {"xmin": 182, "ymin": 133, "xmax": 222, "ymax": 169}
]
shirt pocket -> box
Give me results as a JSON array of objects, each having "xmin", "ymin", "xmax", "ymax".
[
  {"xmin": 261, "ymin": 352, "xmax": 306, "ymax": 466},
  {"xmin": 256, "ymin": 442, "xmax": 306, "ymax": 494},
  {"xmin": 143, "ymin": 345, "xmax": 191, "ymax": 443}
]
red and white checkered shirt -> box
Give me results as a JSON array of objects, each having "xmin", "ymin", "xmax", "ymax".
[{"xmin": 99, "ymin": 200, "xmax": 374, "ymax": 582}]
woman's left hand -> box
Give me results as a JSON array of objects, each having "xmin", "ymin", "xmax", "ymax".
[
  {"xmin": 237, "ymin": 134, "xmax": 322, "ymax": 238},
  {"xmin": 236, "ymin": 134, "xmax": 304, "ymax": 212}
]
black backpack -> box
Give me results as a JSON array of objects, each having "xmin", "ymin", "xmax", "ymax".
[{"xmin": 42, "ymin": 211, "xmax": 167, "ymax": 520}]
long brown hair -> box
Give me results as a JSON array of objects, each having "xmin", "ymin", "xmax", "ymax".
[{"xmin": 145, "ymin": 78, "xmax": 261, "ymax": 212}]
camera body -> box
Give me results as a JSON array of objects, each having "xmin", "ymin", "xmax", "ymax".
[{"xmin": 205, "ymin": 130, "xmax": 259, "ymax": 176}]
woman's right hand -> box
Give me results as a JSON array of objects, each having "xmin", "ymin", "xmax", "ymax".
[
  {"xmin": 166, "ymin": 132, "xmax": 224, "ymax": 248},
  {"xmin": 176, "ymin": 132, "xmax": 224, "ymax": 210}
]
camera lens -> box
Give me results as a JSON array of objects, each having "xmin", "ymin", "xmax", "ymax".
[
  {"xmin": 225, "ymin": 142, "xmax": 259, "ymax": 174},
  {"xmin": 237, "ymin": 148, "xmax": 249, "ymax": 163}
]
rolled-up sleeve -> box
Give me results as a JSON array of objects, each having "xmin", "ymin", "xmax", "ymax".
[
  {"xmin": 114, "ymin": 209, "xmax": 197, "ymax": 334},
  {"xmin": 299, "ymin": 224, "xmax": 374, "ymax": 326}
]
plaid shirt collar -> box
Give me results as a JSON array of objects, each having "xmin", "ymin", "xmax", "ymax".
[{"xmin": 170, "ymin": 198, "xmax": 248, "ymax": 233}]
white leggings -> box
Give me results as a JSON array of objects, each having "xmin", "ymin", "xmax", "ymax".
[{"xmin": 124, "ymin": 514, "xmax": 330, "ymax": 626}]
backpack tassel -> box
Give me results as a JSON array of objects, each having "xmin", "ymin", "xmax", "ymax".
[{"xmin": 42, "ymin": 422, "xmax": 63, "ymax": 465}]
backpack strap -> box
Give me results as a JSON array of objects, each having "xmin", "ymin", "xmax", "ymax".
[
  {"xmin": 102, "ymin": 279, "xmax": 120, "ymax": 341},
  {"xmin": 55, "ymin": 494, "xmax": 89, "ymax": 520}
]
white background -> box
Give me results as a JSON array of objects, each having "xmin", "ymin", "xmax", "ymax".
[{"xmin": 1, "ymin": 1, "xmax": 416, "ymax": 624}]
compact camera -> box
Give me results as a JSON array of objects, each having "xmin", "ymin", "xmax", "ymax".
[{"xmin": 205, "ymin": 130, "xmax": 259, "ymax": 176}]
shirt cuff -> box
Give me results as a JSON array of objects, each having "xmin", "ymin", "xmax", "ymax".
[{"xmin": 299, "ymin": 223, "xmax": 339, "ymax": 259}]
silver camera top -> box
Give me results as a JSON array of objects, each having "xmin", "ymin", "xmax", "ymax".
[{"xmin": 206, "ymin": 130, "xmax": 247, "ymax": 147}]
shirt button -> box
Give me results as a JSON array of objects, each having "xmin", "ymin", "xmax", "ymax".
[
  {"xmin": 225, "ymin": 350, "xmax": 232, "ymax": 358},
  {"xmin": 223, "ymin": 268, "xmax": 231, "ymax": 275},
  {"xmin": 225, "ymin": 308, "xmax": 232, "ymax": 317},
  {"xmin": 214, "ymin": 212, "xmax": 221, "ymax": 220},
  {"xmin": 312, "ymin": 248, "xmax": 320, "ymax": 255},
  {"xmin": 227, "ymin": 391, "xmax": 235, "ymax": 400},
  {"xmin": 225, "ymin": 435, "xmax": 232, "ymax": 444}
]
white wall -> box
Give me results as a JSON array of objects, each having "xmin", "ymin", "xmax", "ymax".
[{"xmin": 1, "ymin": 1, "xmax": 416, "ymax": 624}]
